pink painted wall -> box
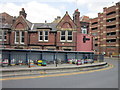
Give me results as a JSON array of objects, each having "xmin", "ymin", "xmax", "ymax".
[{"xmin": 77, "ymin": 33, "xmax": 93, "ymax": 51}]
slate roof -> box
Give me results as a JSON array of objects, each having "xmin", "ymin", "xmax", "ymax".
[
  {"xmin": 0, "ymin": 23, "xmax": 11, "ymax": 29},
  {"xmin": 32, "ymin": 23, "xmax": 58, "ymax": 31}
]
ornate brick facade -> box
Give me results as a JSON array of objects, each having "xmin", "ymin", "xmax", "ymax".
[{"xmin": 0, "ymin": 8, "xmax": 93, "ymax": 52}]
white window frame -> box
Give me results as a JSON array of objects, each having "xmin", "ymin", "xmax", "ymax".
[
  {"xmin": 3, "ymin": 31, "xmax": 7, "ymax": 41},
  {"xmin": 81, "ymin": 27, "xmax": 87, "ymax": 34},
  {"xmin": 60, "ymin": 31, "xmax": 73, "ymax": 42},
  {"xmin": 20, "ymin": 31, "xmax": 24, "ymax": 44},
  {"xmin": 67, "ymin": 31, "xmax": 73, "ymax": 42},
  {"xmin": 15, "ymin": 31, "xmax": 19, "ymax": 44},
  {"xmin": 60, "ymin": 31, "xmax": 66, "ymax": 42},
  {"xmin": 38, "ymin": 31, "xmax": 49, "ymax": 42},
  {"xmin": 43, "ymin": 31, "xmax": 49, "ymax": 42},
  {"xmin": 39, "ymin": 31, "xmax": 43, "ymax": 41}
]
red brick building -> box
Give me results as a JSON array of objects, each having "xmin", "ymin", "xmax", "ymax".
[
  {"xmin": 89, "ymin": 2, "xmax": 120, "ymax": 56},
  {"xmin": 0, "ymin": 8, "xmax": 93, "ymax": 51}
]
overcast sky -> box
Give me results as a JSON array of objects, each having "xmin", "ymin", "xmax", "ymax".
[{"xmin": 0, "ymin": 0, "xmax": 119, "ymax": 23}]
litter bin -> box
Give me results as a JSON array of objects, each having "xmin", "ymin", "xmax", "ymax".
[{"xmin": 37, "ymin": 60, "xmax": 42, "ymax": 66}]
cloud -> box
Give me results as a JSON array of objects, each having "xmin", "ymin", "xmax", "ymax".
[
  {"xmin": 0, "ymin": 0, "xmax": 119, "ymax": 22},
  {"xmin": 0, "ymin": 1, "xmax": 62, "ymax": 23},
  {"xmin": 76, "ymin": 0, "xmax": 120, "ymax": 17}
]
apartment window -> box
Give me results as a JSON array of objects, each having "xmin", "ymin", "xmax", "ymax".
[
  {"xmin": 61, "ymin": 31, "xmax": 66, "ymax": 41},
  {"xmin": 92, "ymin": 33, "xmax": 98, "ymax": 36},
  {"xmin": 106, "ymin": 39, "xmax": 116, "ymax": 43},
  {"xmin": 106, "ymin": 46, "xmax": 116, "ymax": 48},
  {"xmin": 106, "ymin": 25, "xmax": 116, "ymax": 29},
  {"xmin": 95, "ymin": 44, "xmax": 98, "ymax": 46},
  {"xmin": 15, "ymin": 31, "xmax": 19, "ymax": 44},
  {"xmin": 39, "ymin": 31, "xmax": 48, "ymax": 41},
  {"xmin": 95, "ymin": 38, "xmax": 98, "ymax": 41},
  {"xmin": 91, "ymin": 27, "xmax": 98, "ymax": 30},
  {"xmin": 106, "ymin": 18, "xmax": 116, "ymax": 22},
  {"xmin": 60, "ymin": 31, "xmax": 73, "ymax": 42},
  {"xmin": 106, "ymin": 11, "xmax": 116, "ymax": 16},
  {"xmin": 44, "ymin": 31, "xmax": 48, "ymax": 41},
  {"xmin": 92, "ymin": 22, "xmax": 98, "ymax": 25},
  {"xmin": 68, "ymin": 31, "xmax": 72, "ymax": 41},
  {"xmin": 107, "ymin": 32, "xmax": 116, "ymax": 36}
]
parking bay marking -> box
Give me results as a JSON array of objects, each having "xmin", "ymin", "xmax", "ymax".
[{"xmin": 0, "ymin": 64, "xmax": 114, "ymax": 81}]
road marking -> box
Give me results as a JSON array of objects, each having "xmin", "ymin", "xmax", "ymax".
[{"xmin": 0, "ymin": 64, "xmax": 114, "ymax": 81}]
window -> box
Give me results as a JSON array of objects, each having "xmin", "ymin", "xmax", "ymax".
[
  {"xmin": 20, "ymin": 31, "xmax": 24, "ymax": 44},
  {"xmin": 95, "ymin": 44, "xmax": 98, "ymax": 46},
  {"xmin": 92, "ymin": 22, "xmax": 98, "ymax": 25},
  {"xmin": 0, "ymin": 31, "xmax": 7, "ymax": 41},
  {"xmin": 15, "ymin": 31, "xmax": 24, "ymax": 44},
  {"xmin": 92, "ymin": 33, "xmax": 98, "ymax": 36},
  {"xmin": 81, "ymin": 27, "xmax": 87, "ymax": 34},
  {"xmin": 61, "ymin": 31, "xmax": 66, "ymax": 41},
  {"xmin": 106, "ymin": 39, "xmax": 116, "ymax": 43},
  {"xmin": 106, "ymin": 18, "xmax": 116, "ymax": 22},
  {"xmin": 107, "ymin": 32, "xmax": 116, "ymax": 36},
  {"xmin": 0, "ymin": 30, "xmax": 2, "ymax": 41},
  {"xmin": 106, "ymin": 11, "xmax": 116, "ymax": 16},
  {"xmin": 15, "ymin": 31, "xmax": 19, "ymax": 44},
  {"xmin": 60, "ymin": 31, "xmax": 73, "ymax": 42},
  {"xmin": 39, "ymin": 31, "xmax": 43, "ymax": 41},
  {"xmin": 106, "ymin": 46, "xmax": 116, "ymax": 48},
  {"xmin": 39, "ymin": 31, "xmax": 49, "ymax": 41},
  {"xmin": 44, "ymin": 31, "xmax": 48, "ymax": 41},
  {"xmin": 95, "ymin": 38, "xmax": 98, "ymax": 41},
  {"xmin": 4, "ymin": 31, "xmax": 7, "ymax": 41},
  {"xmin": 91, "ymin": 27, "xmax": 98, "ymax": 30},
  {"xmin": 106, "ymin": 25, "xmax": 116, "ymax": 29},
  {"xmin": 68, "ymin": 31, "xmax": 72, "ymax": 41}
]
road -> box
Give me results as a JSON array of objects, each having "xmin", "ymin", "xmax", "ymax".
[{"xmin": 1, "ymin": 58, "xmax": 119, "ymax": 88}]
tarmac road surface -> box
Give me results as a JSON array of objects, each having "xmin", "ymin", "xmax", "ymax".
[{"xmin": 1, "ymin": 58, "xmax": 119, "ymax": 88}]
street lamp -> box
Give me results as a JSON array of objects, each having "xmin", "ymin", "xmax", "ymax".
[{"xmin": 28, "ymin": 49, "xmax": 31, "ymax": 68}]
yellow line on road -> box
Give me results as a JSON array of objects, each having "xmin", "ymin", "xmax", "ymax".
[{"xmin": 0, "ymin": 64, "xmax": 114, "ymax": 81}]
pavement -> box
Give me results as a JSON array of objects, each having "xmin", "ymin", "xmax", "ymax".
[
  {"xmin": 1, "ymin": 58, "xmax": 118, "ymax": 88},
  {"xmin": 0, "ymin": 61, "xmax": 108, "ymax": 77},
  {"xmin": 0, "ymin": 61, "xmax": 106, "ymax": 70},
  {"xmin": 1, "ymin": 56, "xmax": 118, "ymax": 71}
]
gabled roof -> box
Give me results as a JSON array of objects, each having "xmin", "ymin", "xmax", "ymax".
[
  {"xmin": 56, "ymin": 11, "xmax": 76, "ymax": 30},
  {"xmin": 11, "ymin": 15, "xmax": 32, "ymax": 30}
]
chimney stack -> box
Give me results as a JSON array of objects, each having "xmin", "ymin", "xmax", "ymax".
[
  {"xmin": 19, "ymin": 8, "xmax": 27, "ymax": 18},
  {"xmin": 73, "ymin": 9, "xmax": 81, "ymax": 33}
]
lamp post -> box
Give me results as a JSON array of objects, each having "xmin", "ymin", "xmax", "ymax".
[
  {"xmin": 28, "ymin": 49, "xmax": 31, "ymax": 68},
  {"xmin": 55, "ymin": 51, "xmax": 58, "ymax": 67}
]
